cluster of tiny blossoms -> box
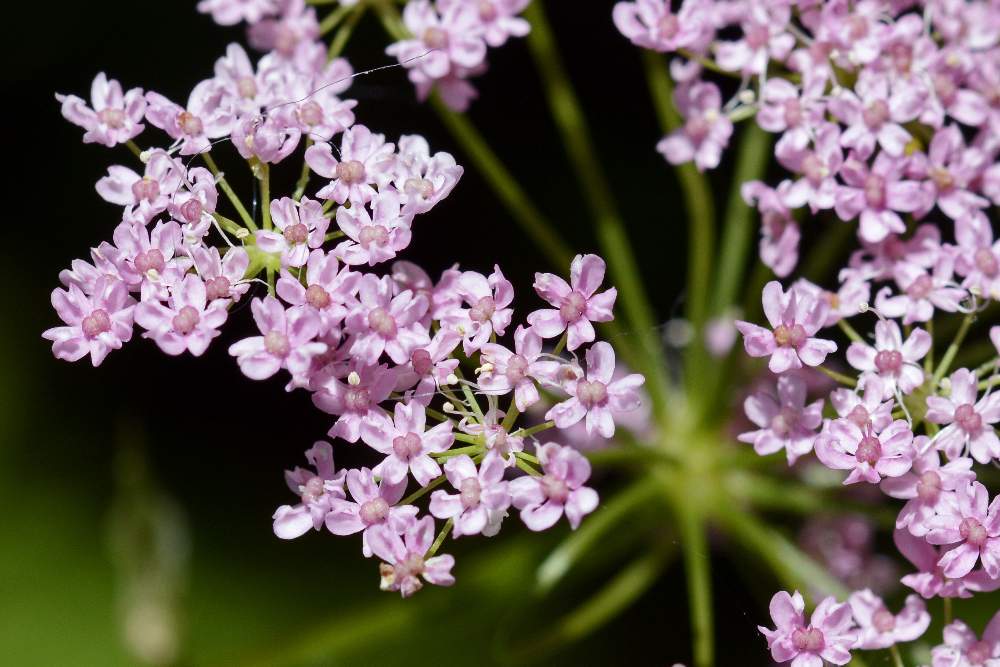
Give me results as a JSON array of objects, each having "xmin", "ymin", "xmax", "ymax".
[
  {"xmin": 614, "ymin": 0, "xmax": 1000, "ymax": 663},
  {"xmin": 197, "ymin": 0, "xmax": 533, "ymax": 111},
  {"xmin": 46, "ymin": 4, "xmax": 645, "ymax": 598}
]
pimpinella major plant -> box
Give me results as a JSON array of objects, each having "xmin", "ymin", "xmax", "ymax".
[{"xmin": 46, "ymin": 0, "xmax": 999, "ymax": 665}]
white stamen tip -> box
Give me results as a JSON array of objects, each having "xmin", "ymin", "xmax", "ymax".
[
  {"xmin": 235, "ymin": 228, "xmax": 250, "ymax": 239},
  {"xmin": 445, "ymin": 373, "xmax": 458, "ymax": 385},
  {"xmin": 858, "ymin": 302, "xmax": 869, "ymax": 313},
  {"xmin": 347, "ymin": 371, "xmax": 361, "ymax": 386},
  {"xmin": 139, "ymin": 149, "xmax": 153, "ymax": 163},
  {"xmin": 443, "ymin": 401, "xmax": 456, "ymax": 413}
]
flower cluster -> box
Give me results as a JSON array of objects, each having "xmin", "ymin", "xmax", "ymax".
[
  {"xmin": 197, "ymin": 0, "xmax": 534, "ymax": 112},
  {"xmin": 47, "ymin": 10, "xmax": 644, "ymax": 598}
]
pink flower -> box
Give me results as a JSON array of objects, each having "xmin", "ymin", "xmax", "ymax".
[
  {"xmin": 255, "ymin": 197, "xmax": 329, "ymax": 268},
  {"xmin": 930, "ymin": 615, "xmax": 1000, "ymax": 667},
  {"xmin": 874, "ymin": 254, "xmax": 966, "ymax": 325},
  {"xmin": 346, "ymin": 274, "xmax": 429, "ymax": 365},
  {"xmin": 834, "ymin": 152, "xmax": 927, "ymax": 244},
  {"xmin": 816, "ymin": 412, "xmax": 915, "ymax": 485},
  {"xmin": 228, "ymin": 296, "xmax": 326, "ymax": 383},
  {"xmin": 324, "ymin": 468, "xmax": 416, "ymax": 557},
  {"xmin": 756, "ymin": 77, "xmax": 826, "ymax": 160},
  {"xmin": 430, "ymin": 452, "xmax": 511, "ymax": 537},
  {"xmin": 361, "ymin": 401, "xmax": 454, "ymax": 486},
  {"xmin": 170, "ymin": 167, "xmax": 219, "ymax": 242},
  {"xmin": 231, "ymin": 114, "xmax": 301, "ymax": 164},
  {"xmin": 847, "ymin": 320, "xmax": 930, "ymax": 398},
  {"xmin": 272, "ymin": 441, "xmax": 345, "ymax": 540},
  {"xmin": 894, "ymin": 528, "xmax": 1000, "ymax": 600},
  {"xmin": 777, "ymin": 123, "xmax": 844, "ymax": 212},
  {"xmin": 926, "ymin": 368, "xmax": 1000, "ymax": 463},
  {"xmin": 478, "ymin": 325, "xmax": 553, "ymax": 412},
  {"xmin": 738, "ymin": 374, "xmax": 824, "ymax": 464},
  {"xmin": 848, "ymin": 589, "xmax": 929, "ymax": 649},
  {"xmin": 197, "ymin": 0, "xmax": 278, "ymax": 26},
  {"xmin": 334, "ymin": 189, "xmax": 412, "ymax": 266},
  {"xmin": 391, "ymin": 135, "xmax": 463, "ymax": 215},
  {"xmin": 657, "ymin": 82, "xmax": 733, "ymax": 171},
  {"xmin": 369, "ymin": 516, "xmax": 455, "ymax": 597},
  {"xmin": 247, "ymin": 0, "xmax": 319, "ymax": 57},
  {"xmin": 274, "ymin": 58, "xmax": 357, "ymax": 143},
  {"xmin": 134, "ymin": 275, "xmax": 228, "ymax": 356},
  {"xmin": 386, "ymin": 1, "xmax": 487, "ymax": 81},
  {"xmin": 714, "ymin": 2, "xmax": 794, "ymax": 76},
  {"xmin": 446, "ymin": 0, "xmax": 530, "ymax": 48},
  {"xmin": 305, "ymin": 124, "xmax": 396, "ymax": 205},
  {"xmin": 509, "ymin": 443, "xmax": 599, "ymax": 531},
  {"xmin": 96, "ymin": 149, "xmax": 184, "ymax": 226},
  {"xmin": 612, "ymin": 0, "xmax": 713, "ymax": 53},
  {"xmin": 545, "ymin": 342, "xmax": 645, "ymax": 438},
  {"xmin": 918, "ymin": 125, "xmax": 989, "ymax": 220},
  {"xmin": 459, "ymin": 406, "xmax": 525, "ymax": 464},
  {"xmin": 758, "ymin": 591, "xmax": 858, "ymax": 666},
  {"xmin": 56, "ymin": 72, "xmax": 145, "ymax": 147},
  {"xmin": 312, "ymin": 362, "xmax": 397, "ymax": 442},
  {"xmin": 954, "ymin": 214, "xmax": 1000, "ymax": 300},
  {"xmin": 793, "ymin": 277, "xmax": 870, "ymax": 327},
  {"xmin": 881, "ymin": 444, "xmax": 976, "ymax": 537},
  {"xmin": 828, "ymin": 70, "xmax": 919, "ymax": 157},
  {"xmin": 145, "ymin": 82, "xmax": 232, "ymax": 155},
  {"xmin": 445, "ymin": 266, "xmax": 514, "ymax": 355},
  {"xmin": 191, "ymin": 246, "xmax": 251, "ymax": 302},
  {"xmin": 742, "ymin": 180, "xmax": 801, "ymax": 278},
  {"xmin": 828, "ymin": 374, "xmax": 894, "ymax": 433},
  {"xmin": 276, "ymin": 249, "xmax": 359, "ymax": 334},
  {"xmin": 393, "ymin": 329, "xmax": 461, "ymax": 406},
  {"xmin": 527, "ymin": 254, "xmax": 617, "ymax": 351},
  {"xmin": 736, "ymin": 281, "xmax": 837, "ymax": 374},
  {"xmin": 925, "ymin": 481, "xmax": 1000, "ymax": 579},
  {"xmin": 110, "ymin": 220, "xmax": 190, "ymax": 302},
  {"xmin": 43, "ymin": 277, "xmax": 136, "ymax": 367}
]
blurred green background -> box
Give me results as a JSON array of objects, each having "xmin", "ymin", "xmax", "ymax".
[{"xmin": 4, "ymin": 1, "xmax": 998, "ymax": 665}]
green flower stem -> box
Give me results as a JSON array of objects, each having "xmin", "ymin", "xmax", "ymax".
[
  {"xmin": 456, "ymin": 375, "xmax": 486, "ymax": 424},
  {"xmin": 552, "ymin": 331, "xmax": 567, "ymax": 356},
  {"xmin": 515, "ymin": 458, "xmax": 541, "ymax": 476},
  {"xmin": 536, "ymin": 476, "xmax": 662, "ymax": 593},
  {"xmin": 677, "ymin": 49, "xmax": 742, "ymax": 78},
  {"xmin": 838, "ymin": 319, "xmax": 864, "ymax": 343},
  {"xmin": 125, "ymin": 139, "xmax": 142, "ymax": 159},
  {"xmin": 924, "ymin": 319, "xmax": 935, "ymax": 373},
  {"xmin": 818, "ymin": 365, "xmax": 858, "ymax": 387},
  {"xmin": 798, "ymin": 218, "xmax": 855, "ymax": 283},
  {"xmin": 433, "ymin": 444, "xmax": 482, "ymax": 458},
  {"xmin": 889, "ymin": 644, "xmax": 905, "ymax": 667},
  {"xmin": 212, "ymin": 212, "xmax": 247, "ymax": 238},
  {"xmin": 944, "ymin": 597, "xmax": 952, "ymax": 624},
  {"xmin": 714, "ymin": 506, "xmax": 848, "ymax": 600},
  {"xmin": 979, "ymin": 376, "xmax": 1000, "ymax": 391},
  {"xmin": 318, "ymin": 1, "xmax": 354, "ymax": 36},
  {"xmin": 515, "ymin": 451, "xmax": 539, "ymax": 464},
  {"xmin": 501, "ymin": 403, "xmax": 520, "ymax": 432},
  {"xmin": 523, "ymin": 3, "xmax": 671, "ymax": 422},
  {"xmin": 933, "ymin": 312, "xmax": 975, "ymax": 385},
  {"xmin": 975, "ymin": 357, "xmax": 999, "ymax": 377},
  {"xmin": 400, "ymin": 474, "xmax": 448, "ymax": 506},
  {"xmin": 259, "ymin": 162, "xmax": 272, "ymax": 230},
  {"xmin": 450, "ymin": 435, "xmax": 483, "ymax": 447},
  {"xmin": 327, "ymin": 3, "xmax": 366, "ymax": 59},
  {"xmin": 511, "ymin": 420, "xmax": 555, "ymax": 439},
  {"xmin": 583, "ymin": 442, "xmax": 678, "ymax": 468},
  {"xmin": 424, "ymin": 406, "xmax": 449, "ymax": 423},
  {"xmin": 324, "ymin": 230, "xmax": 345, "ymax": 242},
  {"xmin": 202, "ymin": 153, "xmax": 258, "ymax": 231},
  {"xmin": 293, "ymin": 138, "xmax": 313, "ymax": 201},
  {"xmin": 426, "ymin": 518, "xmax": 453, "ymax": 557}
]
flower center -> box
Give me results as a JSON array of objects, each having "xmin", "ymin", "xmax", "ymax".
[
  {"xmin": 967, "ymin": 640, "xmax": 992, "ymax": 664},
  {"xmin": 359, "ymin": 497, "xmax": 389, "ymax": 526},
  {"xmin": 802, "ymin": 153, "xmax": 828, "ymax": 185},
  {"xmin": 469, "ymin": 296, "xmax": 496, "ymax": 323},
  {"xmin": 906, "ymin": 274, "xmax": 934, "ymax": 300},
  {"xmin": 933, "ymin": 73, "xmax": 957, "ymax": 103},
  {"xmin": 658, "ymin": 13, "xmax": 679, "ymax": 38},
  {"xmin": 301, "ymin": 475, "xmax": 325, "ymax": 504},
  {"xmin": 459, "ymin": 477, "xmax": 482, "ymax": 509},
  {"xmin": 411, "ymin": 349, "xmax": 433, "ymax": 376},
  {"xmin": 863, "ymin": 174, "xmax": 886, "ymax": 208},
  {"xmin": 855, "ymin": 435, "xmax": 883, "ymax": 466},
  {"xmin": 930, "ymin": 167, "xmax": 954, "ymax": 191},
  {"xmin": 541, "ymin": 474, "xmax": 570, "ymax": 503},
  {"xmin": 478, "ymin": 0, "xmax": 498, "ymax": 22},
  {"xmin": 336, "ymin": 159, "xmax": 366, "ymax": 184},
  {"xmin": 685, "ymin": 115, "xmax": 710, "ymax": 142},
  {"xmin": 872, "ymin": 609, "xmax": 896, "ymax": 633},
  {"xmin": 506, "ymin": 354, "xmax": 529, "ymax": 384},
  {"xmin": 847, "ymin": 404, "xmax": 871, "ymax": 428},
  {"xmin": 916, "ymin": 471, "xmax": 942, "ymax": 503},
  {"xmin": 81, "ymin": 309, "xmax": 112, "ymax": 338},
  {"xmin": 131, "ymin": 177, "xmax": 160, "ymax": 202},
  {"xmin": 172, "ymin": 305, "xmax": 200, "ymax": 334},
  {"xmin": 297, "ymin": 101, "xmax": 323, "ymax": 127},
  {"xmin": 368, "ymin": 306, "xmax": 398, "ymax": 337},
  {"xmin": 783, "ymin": 98, "xmax": 803, "ymax": 127},
  {"xmin": 959, "ymin": 517, "xmax": 988, "ymax": 547},
  {"xmin": 874, "ymin": 349, "xmax": 903, "ymax": 373},
  {"xmin": 577, "ymin": 380, "xmax": 608, "ymax": 407},
  {"xmin": 274, "ymin": 25, "xmax": 297, "ymax": 55},
  {"xmin": 398, "ymin": 553, "xmax": 426, "ymax": 578},
  {"xmin": 848, "ymin": 16, "xmax": 868, "ymax": 39},
  {"xmin": 264, "ymin": 331, "xmax": 290, "ymax": 357},
  {"xmin": 306, "ymin": 284, "xmax": 331, "ymax": 309},
  {"xmin": 769, "ymin": 407, "xmax": 798, "ymax": 437},
  {"xmin": 862, "ymin": 100, "xmax": 890, "ymax": 128},
  {"xmin": 237, "ymin": 76, "xmax": 257, "ymax": 99},
  {"xmin": 975, "ymin": 248, "xmax": 999, "ymax": 276},
  {"xmin": 422, "ymin": 26, "xmax": 449, "ymax": 49},
  {"xmin": 403, "ymin": 177, "xmax": 434, "ymax": 199},
  {"xmin": 345, "ymin": 387, "xmax": 371, "ymax": 412},
  {"xmin": 177, "ymin": 110, "xmax": 204, "ymax": 136},
  {"xmin": 180, "ymin": 198, "xmax": 203, "ymax": 223},
  {"xmin": 955, "ymin": 403, "xmax": 983, "ymax": 433},
  {"xmin": 791, "ymin": 627, "xmax": 825, "ymax": 651},
  {"xmin": 392, "ymin": 432, "xmax": 423, "ymax": 460},
  {"xmin": 560, "ymin": 291, "xmax": 588, "ymax": 322},
  {"xmin": 773, "ymin": 323, "xmax": 807, "ymax": 348},
  {"xmin": 98, "ymin": 108, "xmax": 125, "ymax": 129},
  {"xmin": 134, "ymin": 249, "xmax": 166, "ymax": 274},
  {"xmin": 359, "ymin": 225, "xmax": 389, "ymax": 249},
  {"xmin": 745, "ymin": 24, "xmax": 770, "ymax": 49},
  {"xmin": 206, "ymin": 276, "xmax": 231, "ymax": 300},
  {"xmin": 283, "ymin": 223, "xmax": 309, "ymax": 245}
]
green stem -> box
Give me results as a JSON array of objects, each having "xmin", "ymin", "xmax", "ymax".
[
  {"xmin": 511, "ymin": 420, "xmax": 555, "ymax": 439},
  {"xmin": 259, "ymin": 162, "xmax": 272, "ymax": 230},
  {"xmin": 889, "ymin": 644, "xmax": 905, "ymax": 667},
  {"xmin": 212, "ymin": 212, "xmax": 247, "ymax": 238},
  {"xmin": 552, "ymin": 331, "xmax": 567, "ymax": 356},
  {"xmin": 400, "ymin": 474, "xmax": 448, "ymax": 506},
  {"xmin": 293, "ymin": 138, "xmax": 313, "ymax": 201},
  {"xmin": 457, "ymin": 377, "xmax": 485, "ymax": 424},
  {"xmin": 978, "ymin": 376, "xmax": 1000, "ymax": 391},
  {"xmin": 924, "ymin": 319, "xmax": 934, "ymax": 373},
  {"xmin": 817, "ymin": 366, "xmax": 857, "ymax": 387},
  {"xmin": 677, "ymin": 502, "xmax": 714, "ymax": 667},
  {"xmin": 943, "ymin": 597, "xmax": 952, "ymax": 625},
  {"xmin": 426, "ymin": 518, "xmax": 453, "ymax": 557},
  {"xmin": 933, "ymin": 312, "xmax": 975, "ymax": 385},
  {"xmin": 501, "ymin": 403, "xmax": 520, "ymax": 432},
  {"xmin": 318, "ymin": 1, "xmax": 354, "ymax": 37},
  {"xmin": 837, "ymin": 319, "xmax": 864, "ymax": 344},
  {"xmin": 327, "ymin": 3, "xmax": 366, "ymax": 59},
  {"xmin": 203, "ymin": 153, "xmax": 257, "ymax": 232},
  {"xmin": 125, "ymin": 139, "xmax": 142, "ymax": 159},
  {"xmin": 324, "ymin": 230, "xmax": 345, "ymax": 242},
  {"xmin": 515, "ymin": 458, "xmax": 541, "ymax": 476},
  {"xmin": 431, "ymin": 443, "xmax": 483, "ymax": 458}
]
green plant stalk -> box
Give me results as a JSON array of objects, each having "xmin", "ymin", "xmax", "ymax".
[
  {"xmin": 523, "ymin": 2, "xmax": 672, "ymax": 419},
  {"xmin": 426, "ymin": 518, "xmax": 453, "ymax": 557},
  {"xmin": 818, "ymin": 365, "xmax": 858, "ymax": 386},
  {"xmin": 202, "ymin": 152, "xmax": 258, "ymax": 231},
  {"xmin": 674, "ymin": 498, "xmax": 714, "ymax": 667},
  {"xmin": 293, "ymin": 138, "xmax": 313, "ymax": 200},
  {"xmin": 318, "ymin": 1, "xmax": 354, "ymax": 36},
  {"xmin": 933, "ymin": 312, "xmax": 975, "ymax": 384},
  {"xmin": 125, "ymin": 139, "xmax": 142, "ymax": 159},
  {"xmin": 838, "ymin": 319, "xmax": 864, "ymax": 343},
  {"xmin": 327, "ymin": 3, "xmax": 366, "ymax": 59},
  {"xmin": 259, "ymin": 162, "xmax": 272, "ymax": 230}
]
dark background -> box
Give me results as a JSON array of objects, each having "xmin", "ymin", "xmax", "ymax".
[{"xmin": 3, "ymin": 1, "xmax": 779, "ymax": 665}]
